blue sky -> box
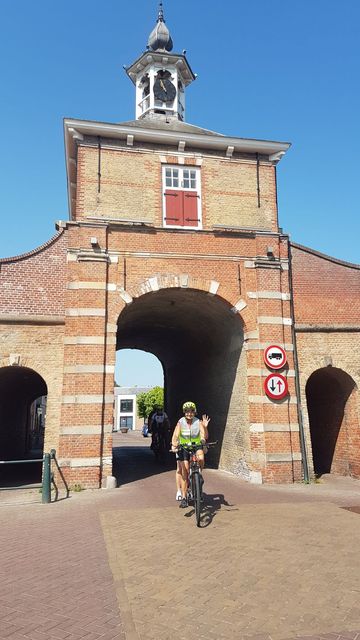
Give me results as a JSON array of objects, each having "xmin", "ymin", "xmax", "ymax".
[{"xmin": 1, "ymin": 0, "xmax": 359, "ymax": 386}]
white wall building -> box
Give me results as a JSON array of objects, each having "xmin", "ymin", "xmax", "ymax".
[{"xmin": 114, "ymin": 387, "xmax": 152, "ymax": 431}]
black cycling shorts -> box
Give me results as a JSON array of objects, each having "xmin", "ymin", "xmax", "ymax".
[{"xmin": 176, "ymin": 445, "xmax": 203, "ymax": 462}]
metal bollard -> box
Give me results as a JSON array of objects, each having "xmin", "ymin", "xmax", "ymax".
[{"xmin": 42, "ymin": 453, "xmax": 51, "ymax": 504}]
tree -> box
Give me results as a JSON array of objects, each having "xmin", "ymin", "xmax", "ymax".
[{"xmin": 137, "ymin": 386, "xmax": 164, "ymax": 419}]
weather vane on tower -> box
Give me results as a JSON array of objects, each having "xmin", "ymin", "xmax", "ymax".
[{"xmin": 124, "ymin": 1, "xmax": 196, "ymax": 121}]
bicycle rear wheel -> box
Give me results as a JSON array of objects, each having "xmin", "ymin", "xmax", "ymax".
[
  {"xmin": 192, "ymin": 472, "xmax": 202, "ymax": 527},
  {"xmin": 152, "ymin": 434, "xmax": 160, "ymax": 460}
]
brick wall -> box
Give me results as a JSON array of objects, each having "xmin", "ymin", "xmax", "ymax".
[
  {"xmin": 0, "ymin": 231, "xmax": 67, "ymax": 316},
  {"xmin": 291, "ymin": 243, "xmax": 360, "ymax": 479},
  {"xmin": 0, "ymin": 324, "xmax": 65, "ymax": 455},
  {"xmin": 74, "ymin": 142, "xmax": 277, "ymax": 232},
  {"xmin": 204, "ymin": 158, "xmax": 277, "ymax": 230},
  {"xmin": 0, "ymin": 231, "xmax": 67, "ymax": 461},
  {"xmin": 291, "ymin": 243, "xmax": 360, "ymax": 325}
]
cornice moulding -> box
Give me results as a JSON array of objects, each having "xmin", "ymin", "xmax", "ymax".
[{"xmin": 64, "ymin": 118, "xmax": 291, "ymax": 156}]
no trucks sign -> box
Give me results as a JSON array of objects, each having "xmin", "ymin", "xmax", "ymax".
[{"xmin": 264, "ymin": 345, "xmax": 287, "ymax": 370}]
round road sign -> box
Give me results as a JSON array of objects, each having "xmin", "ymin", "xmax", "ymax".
[
  {"xmin": 264, "ymin": 345, "xmax": 287, "ymax": 370},
  {"xmin": 264, "ymin": 373, "xmax": 289, "ymax": 400}
]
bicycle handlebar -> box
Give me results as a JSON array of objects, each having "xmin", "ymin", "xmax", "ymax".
[{"xmin": 170, "ymin": 440, "xmax": 218, "ymax": 452}]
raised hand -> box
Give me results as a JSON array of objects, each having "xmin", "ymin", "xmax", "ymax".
[{"xmin": 202, "ymin": 414, "xmax": 210, "ymax": 428}]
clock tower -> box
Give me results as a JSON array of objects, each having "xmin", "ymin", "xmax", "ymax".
[{"xmin": 125, "ymin": 2, "xmax": 196, "ymax": 121}]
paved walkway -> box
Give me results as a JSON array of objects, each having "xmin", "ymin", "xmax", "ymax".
[{"xmin": 1, "ymin": 431, "xmax": 360, "ymax": 640}]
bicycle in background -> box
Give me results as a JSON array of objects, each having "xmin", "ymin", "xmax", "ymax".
[{"xmin": 151, "ymin": 430, "xmax": 168, "ymax": 462}]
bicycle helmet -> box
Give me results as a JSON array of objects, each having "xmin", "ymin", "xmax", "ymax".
[{"xmin": 182, "ymin": 401, "xmax": 197, "ymax": 412}]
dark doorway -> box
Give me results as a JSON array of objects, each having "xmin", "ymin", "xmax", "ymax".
[
  {"xmin": 0, "ymin": 366, "xmax": 47, "ymax": 486},
  {"xmin": 306, "ymin": 367, "xmax": 357, "ymax": 476},
  {"xmin": 116, "ymin": 288, "xmax": 244, "ymax": 469}
]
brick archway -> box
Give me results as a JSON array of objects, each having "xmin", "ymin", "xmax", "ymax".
[
  {"xmin": 116, "ymin": 286, "xmax": 246, "ymax": 467},
  {"xmin": 306, "ymin": 367, "xmax": 359, "ymax": 478},
  {"xmin": 119, "ymin": 273, "xmax": 257, "ymax": 334},
  {"xmin": 0, "ymin": 365, "xmax": 47, "ymax": 485}
]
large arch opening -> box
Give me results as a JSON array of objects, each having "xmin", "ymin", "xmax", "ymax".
[
  {"xmin": 116, "ymin": 288, "xmax": 244, "ymax": 470},
  {"xmin": 306, "ymin": 367, "xmax": 359, "ymax": 477},
  {"xmin": 114, "ymin": 348, "xmax": 164, "ymax": 433},
  {"xmin": 0, "ymin": 366, "xmax": 47, "ymax": 486}
]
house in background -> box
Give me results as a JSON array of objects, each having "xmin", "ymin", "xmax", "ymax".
[{"xmin": 114, "ymin": 387, "xmax": 152, "ymax": 431}]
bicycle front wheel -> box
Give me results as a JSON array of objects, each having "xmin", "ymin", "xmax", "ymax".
[{"xmin": 192, "ymin": 472, "xmax": 202, "ymax": 527}]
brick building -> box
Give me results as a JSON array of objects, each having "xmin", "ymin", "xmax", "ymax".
[{"xmin": 0, "ymin": 6, "xmax": 359, "ymax": 488}]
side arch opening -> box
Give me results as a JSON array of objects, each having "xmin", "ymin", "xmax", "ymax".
[
  {"xmin": 0, "ymin": 366, "xmax": 47, "ymax": 486},
  {"xmin": 306, "ymin": 367, "xmax": 359, "ymax": 477}
]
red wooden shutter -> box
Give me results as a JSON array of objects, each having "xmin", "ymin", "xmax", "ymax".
[
  {"xmin": 164, "ymin": 190, "xmax": 182, "ymax": 226},
  {"xmin": 183, "ymin": 191, "xmax": 199, "ymax": 227}
]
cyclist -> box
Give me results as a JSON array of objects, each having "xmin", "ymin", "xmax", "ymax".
[
  {"xmin": 175, "ymin": 460, "xmax": 182, "ymax": 501},
  {"xmin": 150, "ymin": 406, "xmax": 170, "ymax": 454},
  {"xmin": 171, "ymin": 401, "xmax": 210, "ymax": 508}
]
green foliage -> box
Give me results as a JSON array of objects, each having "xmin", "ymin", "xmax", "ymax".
[{"xmin": 137, "ymin": 386, "xmax": 164, "ymax": 419}]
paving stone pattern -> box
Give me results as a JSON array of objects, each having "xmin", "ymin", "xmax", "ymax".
[
  {"xmin": 1, "ymin": 432, "xmax": 360, "ymax": 640},
  {"xmin": 0, "ymin": 500, "xmax": 125, "ymax": 640},
  {"xmin": 101, "ymin": 502, "xmax": 360, "ymax": 640}
]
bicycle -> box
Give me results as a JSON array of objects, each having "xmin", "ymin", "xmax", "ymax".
[
  {"xmin": 151, "ymin": 428, "xmax": 169, "ymax": 463},
  {"xmin": 177, "ymin": 441, "xmax": 217, "ymax": 527}
]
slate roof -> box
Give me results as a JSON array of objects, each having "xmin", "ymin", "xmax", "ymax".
[
  {"xmin": 114, "ymin": 386, "xmax": 153, "ymax": 396},
  {"xmin": 118, "ymin": 118, "xmax": 223, "ymax": 137}
]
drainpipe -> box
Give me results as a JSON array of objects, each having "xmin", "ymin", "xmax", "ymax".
[
  {"xmin": 99, "ymin": 224, "xmax": 110, "ymax": 488},
  {"xmin": 288, "ymin": 239, "xmax": 310, "ymax": 483}
]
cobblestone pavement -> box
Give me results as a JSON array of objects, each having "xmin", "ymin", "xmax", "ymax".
[{"xmin": 1, "ymin": 431, "xmax": 360, "ymax": 640}]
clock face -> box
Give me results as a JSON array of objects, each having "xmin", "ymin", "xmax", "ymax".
[{"xmin": 153, "ymin": 76, "xmax": 176, "ymax": 103}]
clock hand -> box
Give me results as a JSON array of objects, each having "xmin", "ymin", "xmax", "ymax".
[{"xmin": 160, "ymin": 79, "xmax": 166, "ymax": 92}]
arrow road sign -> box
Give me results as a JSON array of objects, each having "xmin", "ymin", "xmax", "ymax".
[
  {"xmin": 264, "ymin": 345, "xmax": 287, "ymax": 370},
  {"xmin": 264, "ymin": 373, "xmax": 289, "ymax": 400}
]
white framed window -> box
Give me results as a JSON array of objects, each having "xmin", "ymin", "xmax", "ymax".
[
  {"xmin": 165, "ymin": 167, "xmax": 180, "ymax": 188},
  {"xmin": 120, "ymin": 399, "xmax": 133, "ymax": 413},
  {"xmin": 162, "ymin": 165, "xmax": 202, "ymax": 229},
  {"xmin": 182, "ymin": 168, "xmax": 197, "ymax": 190},
  {"xmin": 116, "ymin": 394, "xmax": 136, "ymax": 431}
]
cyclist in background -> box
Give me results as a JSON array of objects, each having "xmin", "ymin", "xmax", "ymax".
[
  {"xmin": 171, "ymin": 401, "xmax": 210, "ymax": 508},
  {"xmin": 150, "ymin": 406, "xmax": 170, "ymax": 453}
]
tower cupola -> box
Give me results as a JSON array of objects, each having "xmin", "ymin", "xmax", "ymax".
[
  {"xmin": 148, "ymin": 2, "xmax": 173, "ymax": 52},
  {"xmin": 125, "ymin": 2, "xmax": 196, "ymax": 122}
]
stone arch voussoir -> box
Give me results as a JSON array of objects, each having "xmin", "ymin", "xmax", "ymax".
[
  {"xmin": 0, "ymin": 354, "xmax": 41, "ymax": 374},
  {"xmin": 118, "ymin": 273, "xmax": 256, "ymax": 332}
]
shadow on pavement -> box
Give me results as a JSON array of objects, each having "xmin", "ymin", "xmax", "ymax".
[
  {"xmin": 342, "ymin": 506, "xmax": 360, "ymax": 515},
  {"xmin": 112, "ymin": 442, "xmax": 175, "ymax": 486},
  {"xmin": 184, "ymin": 492, "xmax": 237, "ymax": 528}
]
